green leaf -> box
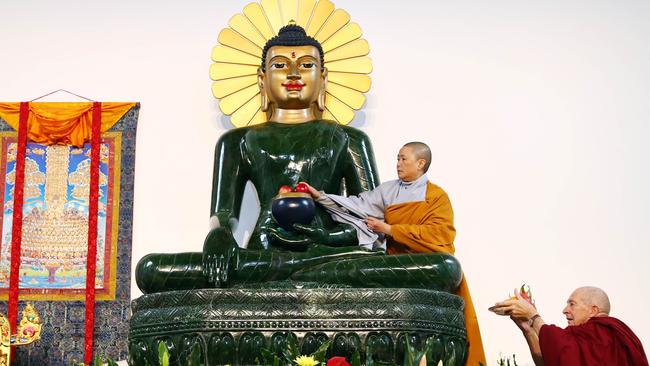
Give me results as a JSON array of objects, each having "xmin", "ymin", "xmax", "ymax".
[
  {"xmin": 107, "ymin": 357, "xmax": 119, "ymax": 366},
  {"xmin": 403, "ymin": 335, "xmax": 429, "ymax": 366},
  {"xmin": 93, "ymin": 354, "xmax": 103, "ymax": 366},
  {"xmin": 188, "ymin": 342, "xmax": 203, "ymax": 366},
  {"xmin": 351, "ymin": 350, "xmax": 362, "ymax": 366},
  {"xmin": 403, "ymin": 336, "xmax": 415, "ymax": 366},
  {"xmin": 422, "ymin": 337, "xmax": 435, "ymax": 366},
  {"xmin": 287, "ymin": 332, "xmax": 300, "ymax": 360},
  {"xmin": 260, "ymin": 348, "xmax": 278, "ymax": 364},
  {"xmin": 311, "ymin": 339, "xmax": 332, "ymax": 362},
  {"xmin": 158, "ymin": 341, "xmax": 170, "ymax": 366}
]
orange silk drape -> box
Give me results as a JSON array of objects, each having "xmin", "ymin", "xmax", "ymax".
[{"xmin": 0, "ymin": 102, "xmax": 134, "ymax": 147}]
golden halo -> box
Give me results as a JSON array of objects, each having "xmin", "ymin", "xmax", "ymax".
[{"xmin": 210, "ymin": 0, "xmax": 372, "ymax": 127}]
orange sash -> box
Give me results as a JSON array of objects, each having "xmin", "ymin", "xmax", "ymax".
[{"xmin": 385, "ymin": 182, "xmax": 486, "ymax": 366}]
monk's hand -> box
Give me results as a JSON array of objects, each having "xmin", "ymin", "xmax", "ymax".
[
  {"xmin": 511, "ymin": 315, "xmax": 534, "ymax": 333},
  {"xmin": 203, "ymin": 226, "xmax": 239, "ymax": 287},
  {"xmin": 489, "ymin": 296, "xmax": 537, "ymax": 320},
  {"xmin": 298, "ymin": 181, "xmax": 321, "ymax": 199},
  {"xmin": 365, "ymin": 217, "xmax": 391, "ymax": 235}
]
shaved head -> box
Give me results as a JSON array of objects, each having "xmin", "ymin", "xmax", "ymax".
[
  {"xmin": 402, "ymin": 142, "xmax": 431, "ymax": 173},
  {"xmin": 575, "ymin": 286, "xmax": 611, "ymax": 315}
]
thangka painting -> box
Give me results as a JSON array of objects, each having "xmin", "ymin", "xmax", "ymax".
[
  {"xmin": 0, "ymin": 103, "xmax": 139, "ymax": 365},
  {"xmin": 0, "ymin": 139, "xmax": 119, "ymax": 300}
]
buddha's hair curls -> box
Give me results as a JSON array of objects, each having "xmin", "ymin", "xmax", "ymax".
[{"xmin": 261, "ymin": 24, "xmax": 325, "ymax": 72}]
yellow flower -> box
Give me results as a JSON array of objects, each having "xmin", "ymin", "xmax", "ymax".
[{"xmin": 294, "ymin": 355, "xmax": 319, "ymax": 366}]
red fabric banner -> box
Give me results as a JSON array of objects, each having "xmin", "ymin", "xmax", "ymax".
[
  {"xmin": 8, "ymin": 101, "xmax": 29, "ymax": 333},
  {"xmin": 84, "ymin": 101, "xmax": 101, "ymax": 364}
]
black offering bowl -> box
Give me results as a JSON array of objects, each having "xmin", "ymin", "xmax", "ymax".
[{"xmin": 271, "ymin": 192, "xmax": 315, "ymax": 230}]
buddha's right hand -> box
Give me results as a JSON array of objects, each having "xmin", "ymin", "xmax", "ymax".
[{"xmin": 202, "ymin": 226, "xmax": 239, "ymax": 287}]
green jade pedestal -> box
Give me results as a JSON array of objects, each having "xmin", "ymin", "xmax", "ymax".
[{"xmin": 129, "ymin": 286, "xmax": 467, "ymax": 365}]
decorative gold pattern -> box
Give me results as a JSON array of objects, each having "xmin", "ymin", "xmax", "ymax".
[
  {"xmin": 210, "ymin": 0, "xmax": 372, "ymax": 127},
  {"xmin": 0, "ymin": 303, "xmax": 43, "ymax": 364}
]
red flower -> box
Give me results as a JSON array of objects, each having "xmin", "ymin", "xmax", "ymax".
[{"xmin": 326, "ymin": 356, "xmax": 350, "ymax": 366}]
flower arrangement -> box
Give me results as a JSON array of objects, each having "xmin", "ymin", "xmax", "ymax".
[
  {"xmin": 261, "ymin": 333, "xmax": 440, "ymax": 366},
  {"xmin": 69, "ymin": 337, "xmax": 504, "ymax": 365},
  {"xmin": 496, "ymin": 354, "xmax": 518, "ymax": 366},
  {"xmin": 70, "ymin": 355, "xmax": 118, "ymax": 366}
]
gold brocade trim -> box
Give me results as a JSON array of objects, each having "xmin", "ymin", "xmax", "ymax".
[
  {"xmin": 105, "ymin": 131, "xmax": 121, "ymax": 301},
  {"xmin": 0, "ymin": 131, "xmax": 121, "ymax": 301}
]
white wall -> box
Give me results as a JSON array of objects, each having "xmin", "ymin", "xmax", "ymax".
[{"xmin": 1, "ymin": 1, "xmax": 649, "ymax": 364}]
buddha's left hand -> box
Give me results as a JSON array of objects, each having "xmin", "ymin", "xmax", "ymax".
[
  {"xmin": 267, "ymin": 226, "xmax": 313, "ymax": 251},
  {"xmin": 268, "ymin": 223, "xmax": 357, "ymax": 249}
]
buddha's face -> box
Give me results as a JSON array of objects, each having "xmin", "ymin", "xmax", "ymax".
[{"xmin": 260, "ymin": 45, "xmax": 326, "ymax": 110}]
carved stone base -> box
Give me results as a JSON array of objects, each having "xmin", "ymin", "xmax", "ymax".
[{"xmin": 129, "ymin": 287, "xmax": 468, "ymax": 365}]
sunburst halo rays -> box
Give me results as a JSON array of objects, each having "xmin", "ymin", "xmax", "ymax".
[
  {"xmin": 210, "ymin": 0, "xmax": 373, "ymax": 127},
  {"xmin": 296, "ymin": 0, "xmax": 316, "ymax": 28},
  {"xmin": 279, "ymin": 0, "xmax": 298, "ymax": 27},
  {"xmin": 327, "ymin": 72, "xmax": 371, "ymax": 93},
  {"xmin": 244, "ymin": 3, "xmax": 276, "ymax": 39},
  {"xmin": 229, "ymin": 14, "xmax": 267, "ymax": 48},
  {"xmin": 314, "ymin": 9, "xmax": 350, "ymax": 43},
  {"xmin": 321, "ymin": 22, "xmax": 362, "ymax": 52},
  {"xmin": 305, "ymin": 0, "xmax": 335, "ymax": 36},
  {"xmin": 324, "ymin": 38, "xmax": 368, "ymax": 62}
]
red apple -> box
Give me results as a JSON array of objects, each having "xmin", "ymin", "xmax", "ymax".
[
  {"xmin": 294, "ymin": 182, "xmax": 310, "ymax": 193},
  {"xmin": 278, "ymin": 185, "xmax": 292, "ymax": 194}
]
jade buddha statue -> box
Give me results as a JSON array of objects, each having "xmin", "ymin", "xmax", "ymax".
[{"xmin": 135, "ymin": 25, "xmax": 462, "ymax": 294}]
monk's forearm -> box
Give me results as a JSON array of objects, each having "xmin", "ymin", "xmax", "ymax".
[
  {"xmin": 526, "ymin": 316, "xmax": 546, "ymax": 366},
  {"xmin": 522, "ymin": 330, "xmax": 545, "ymax": 366}
]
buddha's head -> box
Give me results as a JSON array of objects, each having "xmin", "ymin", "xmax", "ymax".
[{"xmin": 258, "ymin": 24, "xmax": 327, "ymax": 120}]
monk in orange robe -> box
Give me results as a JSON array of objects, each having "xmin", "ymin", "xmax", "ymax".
[{"xmin": 303, "ymin": 141, "xmax": 486, "ymax": 366}]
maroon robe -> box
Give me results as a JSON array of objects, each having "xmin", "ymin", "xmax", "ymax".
[{"xmin": 539, "ymin": 316, "xmax": 648, "ymax": 366}]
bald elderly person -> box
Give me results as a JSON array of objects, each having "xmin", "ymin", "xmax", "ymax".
[{"xmin": 490, "ymin": 286, "xmax": 648, "ymax": 366}]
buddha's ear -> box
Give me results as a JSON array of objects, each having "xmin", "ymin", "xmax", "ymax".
[
  {"xmin": 258, "ymin": 67, "xmax": 270, "ymax": 112},
  {"xmin": 317, "ymin": 67, "xmax": 328, "ymax": 111}
]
